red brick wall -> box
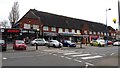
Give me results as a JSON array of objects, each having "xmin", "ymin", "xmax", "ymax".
[{"xmin": 19, "ymin": 17, "xmax": 41, "ymax": 29}]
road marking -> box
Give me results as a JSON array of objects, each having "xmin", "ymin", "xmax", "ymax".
[
  {"xmin": 64, "ymin": 53, "xmax": 79, "ymax": 55},
  {"xmin": 81, "ymin": 55, "xmax": 102, "ymax": 60},
  {"xmin": 102, "ymin": 54, "xmax": 106, "ymax": 56},
  {"xmin": 65, "ymin": 57, "xmax": 72, "ymax": 60},
  {"xmin": 2, "ymin": 57, "xmax": 7, "ymax": 60},
  {"xmin": 53, "ymin": 54, "xmax": 57, "ymax": 56},
  {"xmin": 60, "ymin": 56, "xmax": 64, "ymax": 58},
  {"xmin": 86, "ymin": 62, "xmax": 94, "ymax": 66},
  {"xmin": 74, "ymin": 59, "xmax": 82, "ymax": 63},
  {"xmin": 58, "ymin": 51, "xmax": 75, "ymax": 53},
  {"xmin": 71, "ymin": 54, "xmax": 91, "ymax": 57},
  {"xmin": 49, "ymin": 53, "xmax": 52, "ymax": 54},
  {"xmin": 110, "ymin": 53, "xmax": 114, "ymax": 56}
]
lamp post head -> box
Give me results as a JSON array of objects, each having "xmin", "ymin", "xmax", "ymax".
[
  {"xmin": 106, "ymin": 8, "xmax": 111, "ymax": 11},
  {"xmin": 37, "ymin": 29, "xmax": 39, "ymax": 31},
  {"xmin": 108, "ymin": 8, "xmax": 111, "ymax": 10}
]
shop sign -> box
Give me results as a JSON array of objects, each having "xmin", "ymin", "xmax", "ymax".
[
  {"xmin": 21, "ymin": 30, "xmax": 28, "ymax": 33},
  {"xmin": 7, "ymin": 29, "xmax": 20, "ymax": 33},
  {"xmin": 29, "ymin": 30, "xmax": 35, "ymax": 34},
  {"xmin": 44, "ymin": 32, "xmax": 57, "ymax": 36}
]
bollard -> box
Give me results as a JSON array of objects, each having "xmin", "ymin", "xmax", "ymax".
[
  {"xmin": 35, "ymin": 44, "xmax": 38, "ymax": 50},
  {"xmin": 80, "ymin": 42, "xmax": 82, "ymax": 48}
]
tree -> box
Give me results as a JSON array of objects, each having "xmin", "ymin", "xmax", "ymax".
[
  {"xmin": 8, "ymin": 1, "xmax": 19, "ymax": 27},
  {"xmin": 1, "ymin": 20, "xmax": 9, "ymax": 28}
]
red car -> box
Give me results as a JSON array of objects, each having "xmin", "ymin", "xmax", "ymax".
[
  {"xmin": 13, "ymin": 40, "xmax": 27, "ymax": 50},
  {"xmin": 107, "ymin": 41, "xmax": 113, "ymax": 45}
]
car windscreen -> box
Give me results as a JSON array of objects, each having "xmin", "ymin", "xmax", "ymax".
[
  {"xmin": 66, "ymin": 41, "xmax": 72, "ymax": 43},
  {"xmin": 97, "ymin": 40, "xmax": 105, "ymax": 43},
  {"xmin": 16, "ymin": 40, "xmax": 25, "ymax": 44}
]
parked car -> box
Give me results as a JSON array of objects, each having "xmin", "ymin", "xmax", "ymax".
[
  {"xmin": 13, "ymin": 40, "xmax": 27, "ymax": 50},
  {"xmin": 62, "ymin": 40, "xmax": 76, "ymax": 47},
  {"xmin": 47, "ymin": 40, "xmax": 62, "ymax": 48},
  {"xmin": 31, "ymin": 38, "xmax": 47, "ymax": 46},
  {"xmin": 0, "ymin": 40, "xmax": 7, "ymax": 51},
  {"xmin": 113, "ymin": 40, "xmax": 120, "ymax": 46},
  {"xmin": 107, "ymin": 40, "xmax": 113, "ymax": 45},
  {"xmin": 90, "ymin": 39, "xmax": 105, "ymax": 47}
]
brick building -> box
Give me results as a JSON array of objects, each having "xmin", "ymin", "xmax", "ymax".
[{"xmin": 14, "ymin": 9, "xmax": 116, "ymax": 43}]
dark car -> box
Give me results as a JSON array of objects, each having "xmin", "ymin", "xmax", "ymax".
[
  {"xmin": 62, "ymin": 40, "xmax": 76, "ymax": 47},
  {"xmin": 0, "ymin": 40, "xmax": 7, "ymax": 51}
]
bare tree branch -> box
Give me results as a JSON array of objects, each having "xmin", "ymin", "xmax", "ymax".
[
  {"xmin": 8, "ymin": 1, "xmax": 19, "ymax": 27},
  {"xmin": 1, "ymin": 20, "xmax": 8, "ymax": 28}
]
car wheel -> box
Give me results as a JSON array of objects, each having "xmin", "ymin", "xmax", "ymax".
[
  {"xmin": 91, "ymin": 44, "xmax": 93, "ymax": 46},
  {"xmin": 44, "ymin": 43, "xmax": 47, "ymax": 46},
  {"xmin": 53, "ymin": 44, "xmax": 56, "ymax": 48},
  {"xmin": 24, "ymin": 48, "xmax": 26, "ymax": 50},
  {"xmin": 98, "ymin": 44, "xmax": 101, "ymax": 47}
]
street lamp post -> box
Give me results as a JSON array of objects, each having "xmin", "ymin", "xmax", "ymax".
[
  {"xmin": 36, "ymin": 29, "xmax": 39, "ymax": 38},
  {"xmin": 36, "ymin": 29, "xmax": 39, "ymax": 50},
  {"xmin": 105, "ymin": 8, "xmax": 111, "ymax": 46}
]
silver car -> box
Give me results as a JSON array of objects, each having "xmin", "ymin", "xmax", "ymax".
[
  {"xmin": 47, "ymin": 40, "xmax": 62, "ymax": 48},
  {"xmin": 31, "ymin": 38, "xmax": 47, "ymax": 46}
]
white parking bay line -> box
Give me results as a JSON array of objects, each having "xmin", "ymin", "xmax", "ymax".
[
  {"xmin": 74, "ymin": 59, "xmax": 82, "ymax": 63},
  {"xmin": 81, "ymin": 55, "xmax": 102, "ymax": 60},
  {"xmin": 71, "ymin": 54, "xmax": 91, "ymax": 57},
  {"xmin": 64, "ymin": 53, "xmax": 79, "ymax": 55},
  {"xmin": 3, "ymin": 57, "xmax": 7, "ymax": 60}
]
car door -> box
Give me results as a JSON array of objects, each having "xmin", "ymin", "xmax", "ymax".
[{"xmin": 49, "ymin": 41, "xmax": 53, "ymax": 46}]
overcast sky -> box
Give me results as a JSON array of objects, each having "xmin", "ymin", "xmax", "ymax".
[{"xmin": 0, "ymin": 0, "xmax": 119, "ymax": 29}]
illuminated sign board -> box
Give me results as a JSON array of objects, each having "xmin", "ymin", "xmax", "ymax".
[{"xmin": 7, "ymin": 29, "xmax": 20, "ymax": 33}]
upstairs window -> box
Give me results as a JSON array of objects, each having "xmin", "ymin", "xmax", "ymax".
[
  {"xmin": 65, "ymin": 29, "xmax": 69, "ymax": 32},
  {"xmin": 98, "ymin": 32, "xmax": 100, "ymax": 35},
  {"xmin": 51, "ymin": 27, "xmax": 56, "ymax": 31},
  {"xmin": 89, "ymin": 31, "xmax": 92, "ymax": 34},
  {"xmin": 43, "ymin": 26, "xmax": 48, "ymax": 31},
  {"xmin": 93, "ymin": 32, "xmax": 96, "ymax": 35},
  {"xmin": 24, "ymin": 24, "xmax": 30, "ymax": 29},
  {"xmin": 58, "ymin": 28, "xmax": 63, "ymax": 33},
  {"xmin": 77, "ymin": 30, "xmax": 80, "ymax": 33},
  {"xmin": 72, "ymin": 29, "xmax": 75, "ymax": 33},
  {"xmin": 33, "ymin": 25, "xmax": 39, "ymax": 29}
]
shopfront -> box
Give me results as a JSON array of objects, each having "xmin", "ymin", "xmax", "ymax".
[
  {"xmin": 43, "ymin": 32, "xmax": 57, "ymax": 41},
  {"xmin": 20, "ymin": 29, "xmax": 39, "ymax": 41},
  {"xmin": 1, "ymin": 28, "xmax": 20, "ymax": 43}
]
